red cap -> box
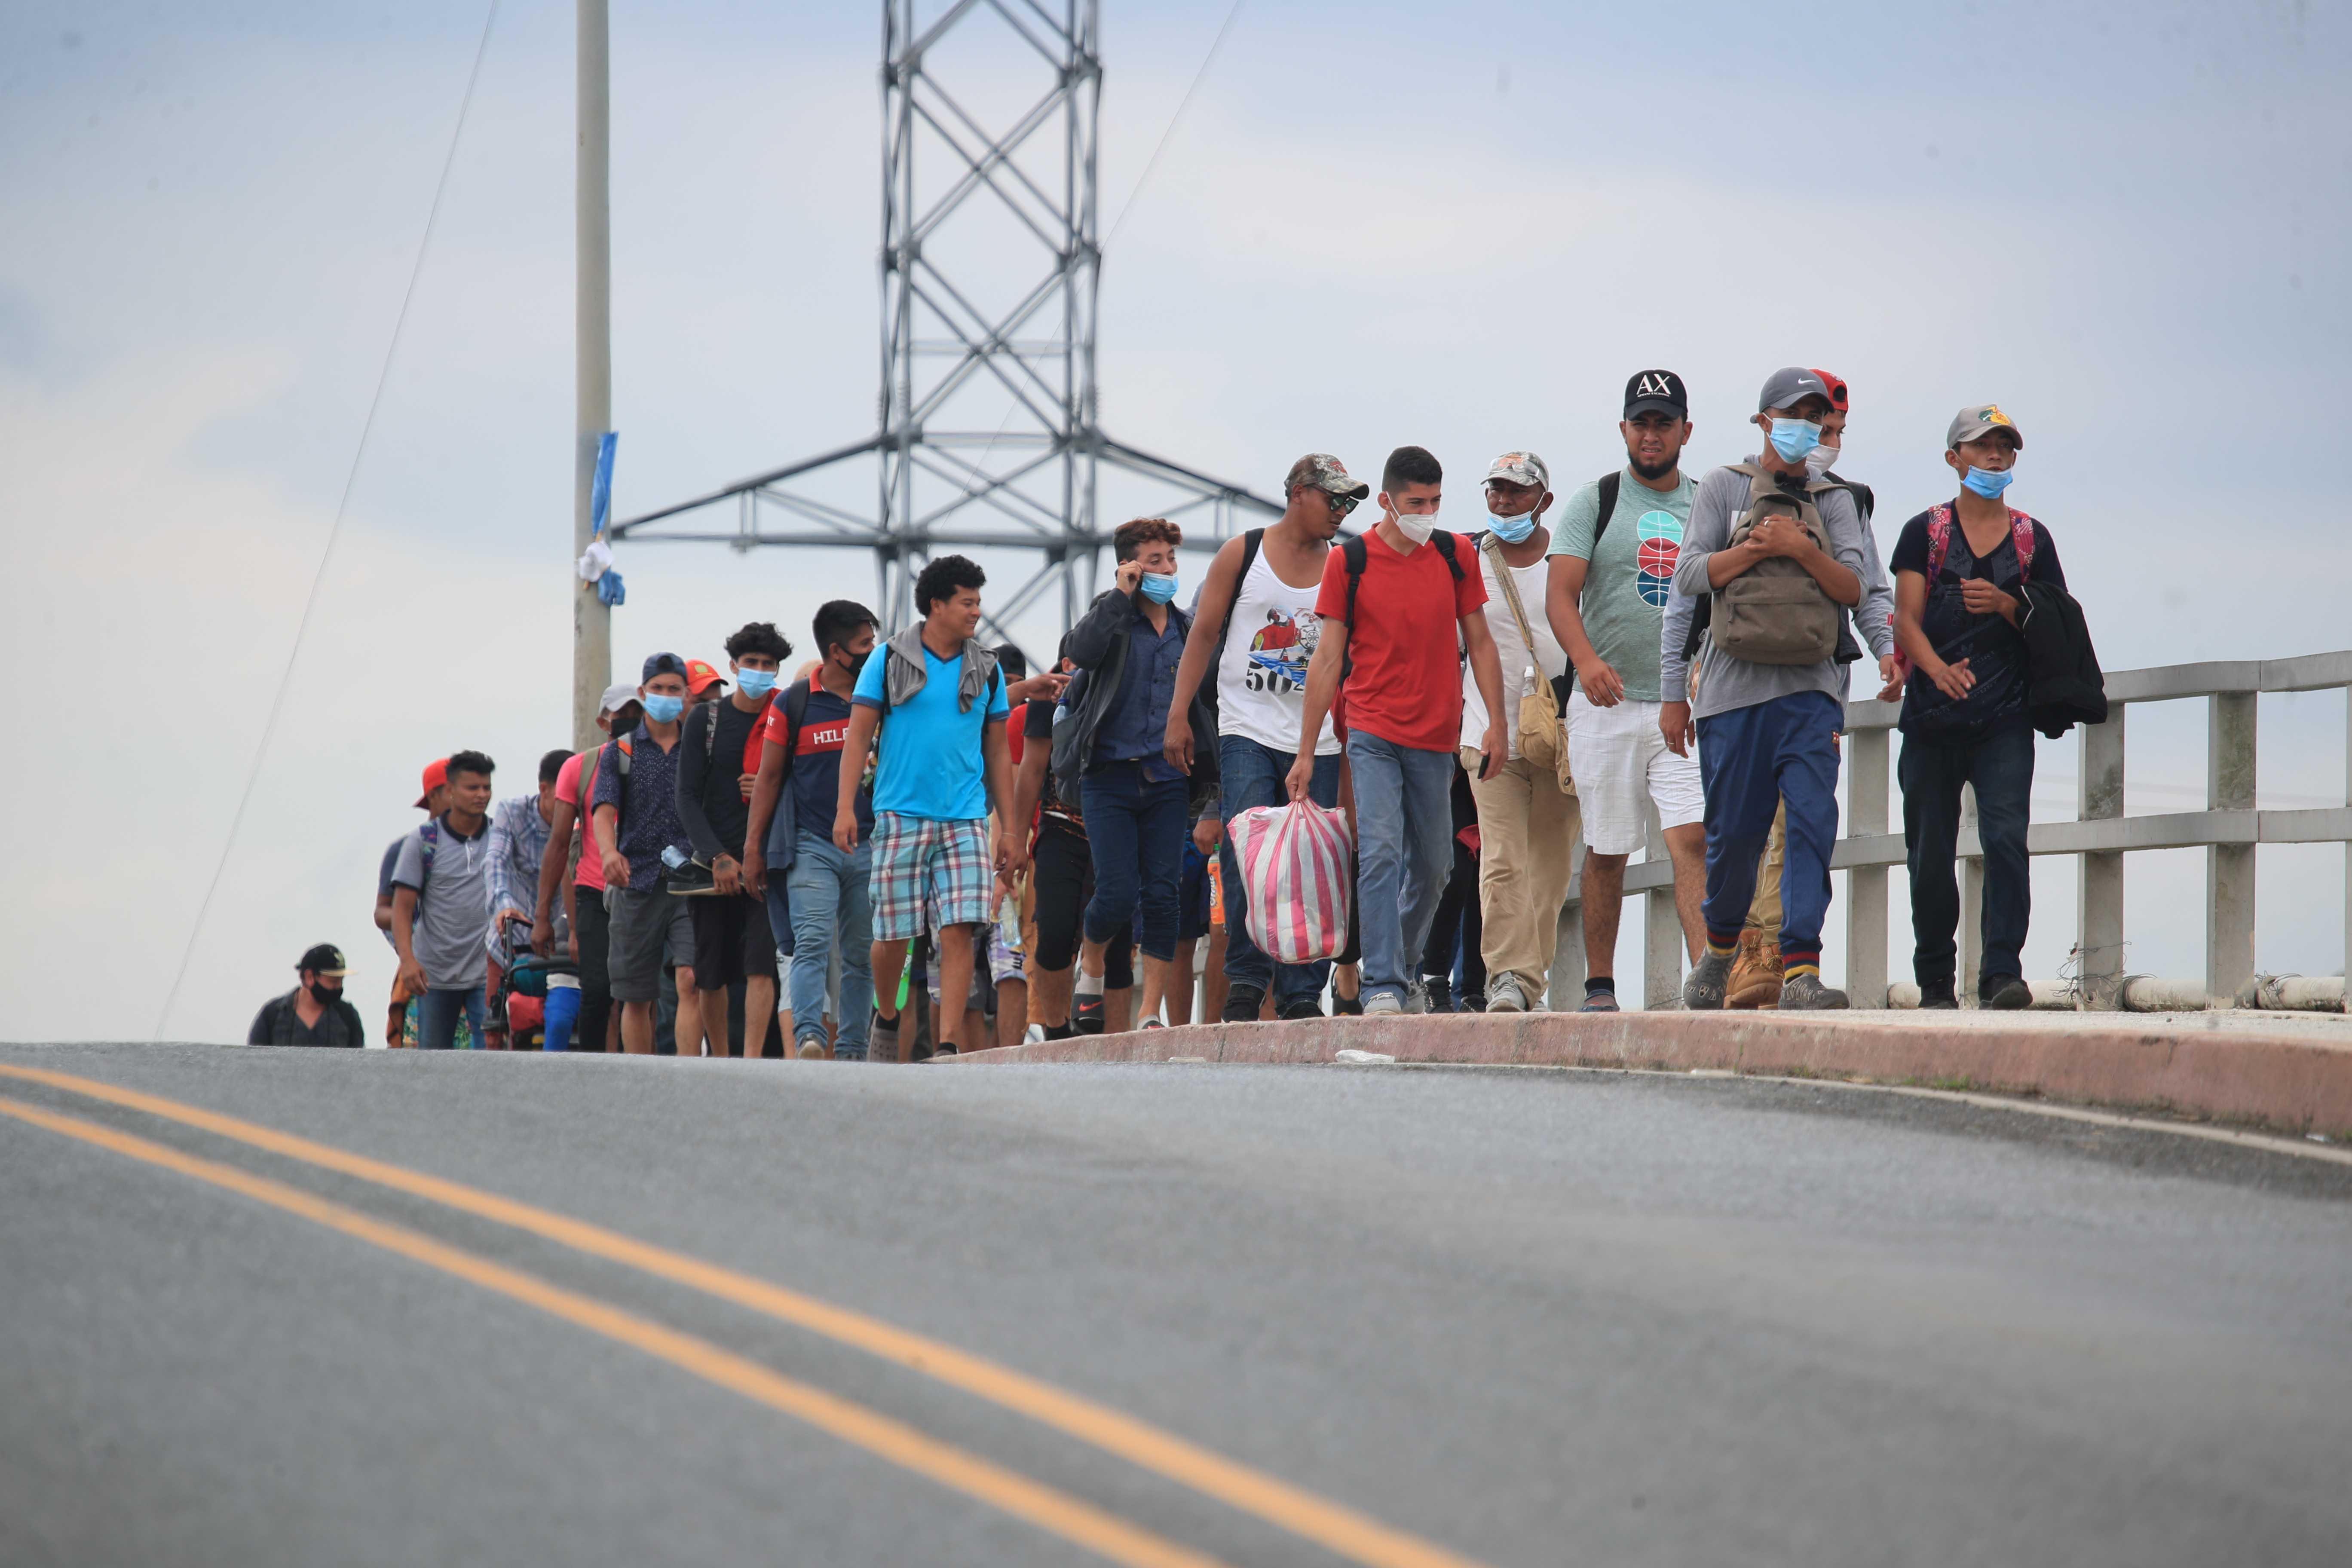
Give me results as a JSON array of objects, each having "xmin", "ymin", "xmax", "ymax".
[
  {"xmin": 1810, "ymin": 368, "xmax": 1850, "ymax": 413},
  {"xmin": 414, "ymin": 756, "xmax": 450, "ymax": 810},
  {"xmin": 684, "ymin": 658, "xmax": 726, "ymax": 695}
]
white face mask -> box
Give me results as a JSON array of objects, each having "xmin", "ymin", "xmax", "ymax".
[
  {"xmin": 1387, "ymin": 507, "xmax": 1436, "ymax": 547},
  {"xmin": 1804, "ymin": 441, "xmax": 1842, "ymax": 479}
]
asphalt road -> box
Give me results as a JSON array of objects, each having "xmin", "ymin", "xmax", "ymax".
[{"xmin": 3, "ymin": 1043, "xmax": 2348, "ymax": 1568}]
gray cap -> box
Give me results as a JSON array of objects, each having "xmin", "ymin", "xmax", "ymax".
[
  {"xmin": 597, "ymin": 681, "xmax": 640, "ymax": 716},
  {"xmin": 1483, "ymin": 451, "xmax": 1550, "ymax": 490},
  {"xmin": 1757, "ymin": 366, "xmax": 1833, "ymax": 413},
  {"xmin": 1946, "ymin": 404, "xmax": 2023, "ymax": 451},
  {"xmin": 1285, "ymin": 453, "xmax": 1370, "ymax": 500}
]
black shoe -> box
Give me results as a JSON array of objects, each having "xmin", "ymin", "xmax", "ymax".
[
  {"xmin": 1917, "ymin": 981, "xmax": 1960, "ymax": 1011},
  {"xmin": 930, "ymin": 1044, "xmax": 958, "ymax": 1059},
  {"xmin": 1331, "ymin": 993, "xmax": 1363, "ymax": 1017},
  {"xmin": 1421, "ymin": 977, "xmax": 1454, "ymax": 1014},
  {"xmin": 665, "ymin": 858, "xmax": 719, "ymax": 896},
  {"xmin": 1219, "ymin": 983, "xmax": 1267, "ymax": 1023},
  {"xmin": 1279, "ymin": 998, "xmax": 1324, "ymax": 1021},
  {"xmin": 1981, "ymin": 974, "xmax": 2033, "ymax": 1011},
  {"xmin": 1457, "ymin": 991, "xmax": 1488, "ymax": 1014},
  {"xmin": 1075, "ymin": 991, "xmax": 1106, "ymax": 1035}
]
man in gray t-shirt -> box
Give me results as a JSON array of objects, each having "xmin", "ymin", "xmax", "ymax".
[
  {"xmin": 391, "ymin": 750, "xmax": 499, "ymax": 1050},
  {"xmin": 1666, "ymin": 368, "xmax": 1868, "ymax": 1014}
]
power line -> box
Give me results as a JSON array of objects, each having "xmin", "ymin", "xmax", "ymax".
[
  {"xmin": 154, "ymin": 0, "xmax": 503, "ymax": 1041},
  {"xmin": 1103, "ymin": 0, "xmax": 1245, "ymax": 251}
]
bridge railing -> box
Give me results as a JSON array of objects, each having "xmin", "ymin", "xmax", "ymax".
[{"xmin": 1548, "ymin": 649, "xmax": 2352, "ymax": 1011}]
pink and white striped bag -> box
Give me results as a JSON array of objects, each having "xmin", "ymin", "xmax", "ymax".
[{"xmin": 1229, "ymin": 801, "xmax": 1353, "ymax": 965}]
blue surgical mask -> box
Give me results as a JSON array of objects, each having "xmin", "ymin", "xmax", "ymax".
[
  {"xmin": 1488, "ymin": 508, "xmax": 1538, "ymax": 543},
  {"xmin": 1767, "ymin": 416, "xmax": 1822, "ymax": 463},
  {"xmin": 641, "ymin": 692, "xmax": 684, "ymax": 724},
  {"xmin": 1139, "ymin": 571, "xmax": 1180, "ymax": 604},
  {"xmin": 734, "ymin": 668, "xmax": 778, "ymax": 698},
  {"xmin": 1961, "ymin": 465, "xmax": 2015, "ymax": 499}
]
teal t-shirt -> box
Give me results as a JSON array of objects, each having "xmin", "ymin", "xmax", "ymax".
[
  {"xmin": 1546, "ymin": 466, "xmax": 1696, "ymax": 704},
  {"xmin": 851, "ymin": 643, "xmax": 1010, "ymax": 821}
]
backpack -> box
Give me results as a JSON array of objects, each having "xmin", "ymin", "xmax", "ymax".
[
  {"xmin": 762, "ymin": 678, "xmax": 816, "ymax": 868},
  {"xmin": 1708, "ymin": 464, "xmax": 1841, "ymax": 666},
  {"xmin": 1203, "ymin": 527, "xmax": 1268, "ymax": 722},
  {"xmin": 1889, "ymin": 502, "xmax": 2041, "ymax": 689},
  {"xmin": 1338, "ymin": 527, "xmax": 1464, "ymax": 681}
]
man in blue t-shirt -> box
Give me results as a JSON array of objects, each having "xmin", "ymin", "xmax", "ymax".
[
  {"xmin": 1890, "ymin": 404, "xmax": 2067, "ymax": 1011},
  {"xmin": 834, "ymin": 555, "xmax": 1019, "ymax": 1060},
  {"xmin": 744, "ymin": 599, "xmax": 881, "ymax": 1059}
]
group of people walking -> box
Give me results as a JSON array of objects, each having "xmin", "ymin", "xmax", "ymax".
[{"xmin": 255, "ymin": 364, "xmax": 2098, "ymax": 1049}]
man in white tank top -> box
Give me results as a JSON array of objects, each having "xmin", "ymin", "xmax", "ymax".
[{"xmin": 1164, "ymin": 453, "xmax": 1360, "ymax": 1022}]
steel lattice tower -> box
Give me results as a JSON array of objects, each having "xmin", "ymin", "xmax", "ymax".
[{"xmin": 616, "ymin": 0, "xmax": 1280, "ymax": 645}]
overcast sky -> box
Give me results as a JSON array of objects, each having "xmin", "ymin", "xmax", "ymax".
[{"xmin": 3, "ymin": 0, "xmax": 2346, "ymax": 1041}]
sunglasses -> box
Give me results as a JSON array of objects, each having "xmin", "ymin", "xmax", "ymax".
[{"xmin": 1322, "ymin": 491, "xmax": 1360, "ymax": 517}]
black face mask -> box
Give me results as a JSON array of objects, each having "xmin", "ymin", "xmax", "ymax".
[
  {"xmin": 841, "ymin": 648, "xmax": 872, "ymax": 680},
  {"xmin": 305, "ymin": 980, "xmax": 342, "ymax": 1006}
]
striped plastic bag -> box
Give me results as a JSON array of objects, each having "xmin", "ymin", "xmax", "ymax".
[{"xmin": 1230, "ymin": 800, "xmax": 1353, "ymax": 966}]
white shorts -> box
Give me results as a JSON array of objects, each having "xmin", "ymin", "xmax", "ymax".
[{"xmin": 1566, "ymin": 692, "xmax": 1704, "ymax": 855}]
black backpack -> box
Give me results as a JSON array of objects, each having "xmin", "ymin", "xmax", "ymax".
[{"xmin": 1338, "ymin": 527, "xmax": 1464, "ymax": 680}]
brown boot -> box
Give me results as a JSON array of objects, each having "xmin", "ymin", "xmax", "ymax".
[{"xmin": 1725, "ymin": 930, "xmax": 1784, "ymax": 1010}]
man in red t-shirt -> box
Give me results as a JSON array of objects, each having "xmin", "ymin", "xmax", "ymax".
[{"xmin": 1289, "ymin": 445, "xmax": 1505, "ymax": 1016}]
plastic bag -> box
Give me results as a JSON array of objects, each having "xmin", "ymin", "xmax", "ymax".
[{"xmin": 1228, "ymin": 800, "xmax": 1352, "ymax": 966}]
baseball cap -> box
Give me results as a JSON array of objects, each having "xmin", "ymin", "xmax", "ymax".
[
  {"xmin": 1286, "ymin": 453, "xmax": 1371, "ymax": 500},
  {"xmin": 684, "ymin": 658, "xmax": 726, "ymax": 695},
  {"xmin": 413, "ymin": 756, "xmax": 450, "ymax": 810},
  {"xmin": 1810, "ymin": 369, "xmax": 1850, "ymax": 412},
  {"xmin": 1946, "ymin": 404, "xmax": 2023, "ymax": 451},
  {"xmin": 1624, "ymin": 370, "xmax": 1688, "ymax": 419},
  {"xmin": 297, "ymin": 942, "xmax": 349, "ymax": 977},
  {"xmin": 597, "ymin": 681, "xmax": 640, "ymax": 716},
  {"xmin": 1757, "ymin": 366, "xmax": 1833, "ymax": 413},
  {"xmin": 1484, "ymin": 451, "xmax": 1551, "ymax": 490},
  {"xmin": 641, "ymin": 652, "xmax": 687, "ymax": 684}
]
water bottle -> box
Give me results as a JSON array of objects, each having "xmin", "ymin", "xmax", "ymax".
[{"xmin": 661, "ymin": 845, "xmax": 691, "ymax": 873}]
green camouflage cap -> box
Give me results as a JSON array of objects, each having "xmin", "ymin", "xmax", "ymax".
[{"xmin": 1285, "ymin": 453, "xmax": 1370, "ymax": 500}]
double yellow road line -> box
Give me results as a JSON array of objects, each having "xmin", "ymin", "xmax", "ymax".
[{"xmin": 0, "ymin": 1063, "xmax": 1493, "ymax": 1568}]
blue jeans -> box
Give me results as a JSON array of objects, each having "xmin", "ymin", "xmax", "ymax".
[
  {"xmin": 1346, "ymin": 732, "xmax": 1458, "ymax": 1003},
  {"xmin": 1081, "ymin": 763, "xmax": 1191, "ymax": 961},
  {"xmin": 1696, "ymin": 691, "xmax": 1843, "ymax": 958},
  {"xmin": 787, "ymin": 831, "xmax": 874, "ymax": 1057},
  {"xmin": 418, "ymin": 986, "xmax": 485, "ymax": 1051},
  {"xmin": 1217, "ymin": 736, "xmax": 1342, "ymax": 1008},
  {"xmin": 1901, "ymin": 726, "xmax": 2034, "ymax": 989}
]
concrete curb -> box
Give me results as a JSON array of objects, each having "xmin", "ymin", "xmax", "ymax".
[{"xmin": 947, "ymin": 1011, "xmax": 2352, "ymax": 1135}]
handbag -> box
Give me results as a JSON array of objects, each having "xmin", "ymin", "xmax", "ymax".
[{"xmin": 1479, "ymin": 535, "xmax": 1575, "ymax": 794}]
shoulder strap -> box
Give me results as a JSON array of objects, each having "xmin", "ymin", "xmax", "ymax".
[
  {"xmin": 1430, "ymin": 528, "xmax": 1464, "ymax": 581},
  {"xmin": 779, "ymin": 679, "xmax": 813, "ymax": 762},
  {"xmin": 2009, "ymin": 508, "xmax": 2037, "ymax": 578},
  {"xmin": 1479, "ymin": 534, "xmax": 1541, "ymax": 658},
  {"xmin": 699, "ymin": 698, "xmax": 718, "ymax": 760},
  {"xmin": 1218, "ymin": 527, "xmax": 1265, "ymax": 638},
  {"xmin": 1592, "ymin": 471, "xmax": 1621, "ymax": 547},
  {"xmin": 1925, "ymin": 502, "xmax": 1955, "ymax": 579}
]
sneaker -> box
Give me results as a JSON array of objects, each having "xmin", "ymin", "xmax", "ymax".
[
  {"xmin": 1683, "ymin": 948, "xmax": 1735, "ymax": 1011},
  {"xmin": 664, "ymin": 858, "xmax": 720, "ymax": 896},
  {"xmin": 795, "ymin": 1036, "xmax": 827, "ymax": 1060},
  {"xmin": 1278, "ymin": 998, "xmax": 1324, "ymax": 1021},
  {"xmin": 1981, "ymin": 974, "xmax": 2033, "ymax": 1011},
  {"xmin": 1219, "ymin": 983, "xmax": 1267, "ymax": 1023},
  {"xmin": 1725, "ymin": 930, "xmax": 1785, "ymax": 1010},
  {"xmin": 1074, "ymin": 991, "xmax": 1106, "ymax": 1035},
  {"xmin": 1330, "ymin": 994, "xmax": 1364, "ymax": 1017},
  {"xmin": 1457, "ymin": 991, "xmax": 1487, "ymax": 1013},
  {"xmin": 1404, "ymin": 980, "xmax": 1431, "ymax": 1015},
  {"xmin": 1579, "ymin": 990, "xmax": 1620, "ymax": 1014},
  {"xmin": 1779, "ymin": 972, "xmax": 1850, "ymax": 1010},
  {"xmin": 1142, "ymin": 1018, "xmax": 1164, "ymax": 1030},
  {"xmin": 1486, "ymin": 974, "xmax": 1527, "ymax": 1014},
  {"xmin": 869, "ymin": 1010, "xmax": 901, "ymax": 1064},
  {"xmin": 1362, "ymin": 990, "xmax": 1405, "ymax": 1017},
  {"xmin": 931, "ymin": 1044, "xmax": 959, "ymax": 1059},
  {"xmin": 1421, "ymin": 976, "xmax": 1454, "ymax": 1014},
  {"xmin": 1917, "ymin": 981, "xmax": 1960, "ymax": 1011}
]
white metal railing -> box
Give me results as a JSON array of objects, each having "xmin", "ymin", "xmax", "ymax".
[{"xmin": 1547, "ymin": 650, "xmax": 2352, "ymax": 1011}]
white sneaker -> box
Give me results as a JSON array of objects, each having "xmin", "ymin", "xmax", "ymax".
[
  {"xmin": 1403, "ymin": 980, "xmax": 1430, "ymax": 1015},
  {"xmin": 1486, "ymin": 974, "xmax": 1527, "ymax": 1014},
  {"xmin": 1363, "ymin": 991, "xmax": 1405, "ymax": 1017}
]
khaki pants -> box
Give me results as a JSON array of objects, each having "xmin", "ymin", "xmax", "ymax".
[
  {"xmin": 1744, "ymin": 799, "xmax": 1787, "ymax": 932},
  {"xmin": 1463, "ymin": 750, "xmax": 1581, "ymax": 1000}
]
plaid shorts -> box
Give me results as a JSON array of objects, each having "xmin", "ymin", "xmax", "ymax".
[{"xmin": 870, "ymin": 812, "xmax": 994, "ymax": 941}]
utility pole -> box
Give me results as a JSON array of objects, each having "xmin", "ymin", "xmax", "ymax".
[{"xmin": 573, "ymin": 0, "xmax": 612, "ymax": 752}]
